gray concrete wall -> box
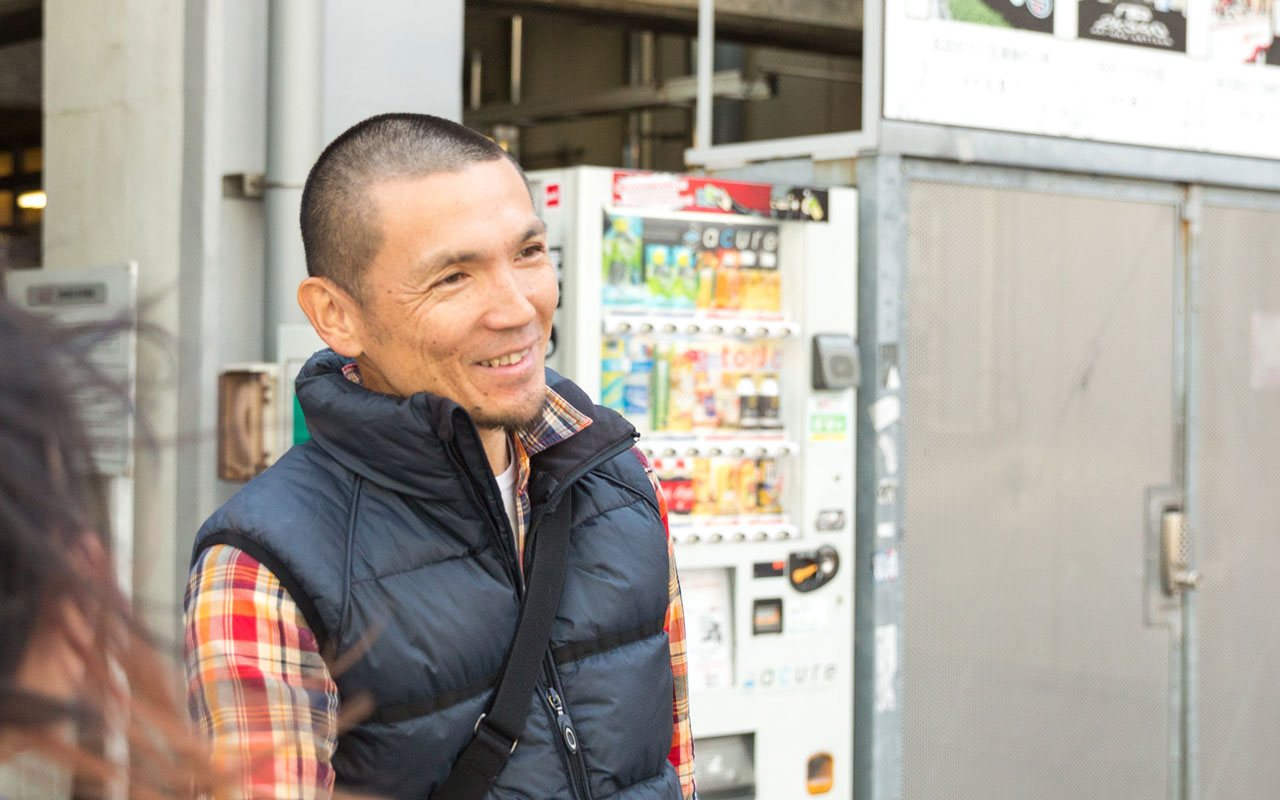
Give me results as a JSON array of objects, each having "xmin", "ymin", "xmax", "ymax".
[
  {"xmin": 43, "ymin": 0, "xmax": 186, "ymax": 634},
  {"xmin": 324, "ymin": 0, "xmax": 463, "ymax": 140},
  {"xmin": 42, "ymin": 0, "xmax": 465, "ymax": 657}
]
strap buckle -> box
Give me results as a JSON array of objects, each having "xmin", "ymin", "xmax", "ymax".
[{"xmin": 474, "ymin": 713, "xmax": 518, "ymax": 754}]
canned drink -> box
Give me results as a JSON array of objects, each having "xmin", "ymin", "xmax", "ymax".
[
  {"xmin": 737, "ymin": 458, "xmax": 758, "ymax": 514},
  {"xmin": 714, "ymin": 458, "xmax": 739, "ymax": 517},
  {"xmin": 692, "ymin": 458, "xmax": 713, "ymax": 516},
  {"xmin": 757, "ymin": 457, "xmax": 782, "ymax": 514},
  {"xmin": 601, "ymin": 338, "xmax": 627, "ymax": 412}
]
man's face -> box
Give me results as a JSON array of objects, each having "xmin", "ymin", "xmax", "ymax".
[{"xmin": 351, "ymin": 158, "xmax": 557, "ymax": 430}]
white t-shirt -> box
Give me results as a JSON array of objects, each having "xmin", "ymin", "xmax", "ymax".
[{"xmin": 494, "ymin": 435, "xmax": 519, "ymax": 547}]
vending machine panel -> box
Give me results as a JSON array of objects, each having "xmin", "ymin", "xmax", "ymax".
[{"xmin": 531, "ymin": 167, "xmax": 857, "ymax": 800}]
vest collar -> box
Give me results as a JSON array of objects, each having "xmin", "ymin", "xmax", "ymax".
[{"xmin": 294, "ymin": 349, "xmax": 632, "ymax": 501}]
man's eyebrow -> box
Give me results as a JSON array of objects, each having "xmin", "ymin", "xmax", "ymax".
[
  {"xmin": 414, "ymin": 220, "xmax": 548, "ymax": 279},
  {"xmin": 417, "ymin": 249, "xmax": 478, "ymax": 278}
]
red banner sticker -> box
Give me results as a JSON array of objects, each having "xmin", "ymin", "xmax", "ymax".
[{"xmin": 611, "ymin": 170, "xmax": 828, "ymax": 222}]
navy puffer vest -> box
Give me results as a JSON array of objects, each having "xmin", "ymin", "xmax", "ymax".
[{"xmin": 193, "ymin": 350, "xmax": 682, "ymax": 800}]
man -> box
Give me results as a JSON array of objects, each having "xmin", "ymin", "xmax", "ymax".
[{"xmin": 185, "ymin": 114, "xmax": 694, "ymax": 800}]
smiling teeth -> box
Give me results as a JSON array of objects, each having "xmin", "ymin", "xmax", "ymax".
[{"xmin": 480, "ymin": 348, "xmax": 531, "ymax": 368}]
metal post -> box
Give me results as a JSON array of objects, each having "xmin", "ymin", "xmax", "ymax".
[
  {"xmin": 855, "ymin": 154, "xmax": 907, "ymax": 800},
  {"xmin": 510, "ymin": 15, "xmax": 523, "ymax": 106},
  {"xmin": 695, "ymin": 0, "xmax": 714, "ymax": 152},
  {"xmin": 1179, "ymin": 185, "xmax": 1203, "ymax": 800},
  {"xmin": 469, "ymin": 50, "xmax": 482, "ymax": 111},
  {"xmin": 264, "ymin": 0, "xmax": 322, "ymax": 358}
]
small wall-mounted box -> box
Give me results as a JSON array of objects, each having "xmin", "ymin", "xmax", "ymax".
[{"xmin": 217, "ymin": 364, "xmax": 280, "ymax": 482}]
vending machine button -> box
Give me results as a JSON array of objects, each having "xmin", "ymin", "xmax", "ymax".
[
  {"xmin": 753, "ymin": 560, "xmax": 786, "ymax": 578},
  {"xmin": 779, "ymin": 327, "xmax": 794, "ymax": 337},
  {"xmin": 708, "ymin": 447, "xmax": 723, "ymax": 456},
  {"xmin": 792, "ymin": 563, "xmax": 819, "ymax": 584},
  {"xmin": 709, "ymin": 324, "xmax": 725, "ymax": 335},
  {"xmin": 752, "ymin": 598, "xmax": 784, "ymax": 634},
  {"xmin": 789, "ymin": 545, "xmax": 840, "ymax": 592},
  {"xmin": 708, "ymin": 533, "xmax": 724, "ymax": 543},
  {"xmin": 777, "ymin": 530, "xmax": 792, "ymax": 540},
  {"xmin": 815, "ymin": 509, "xmax": 846, "ymax": 531},
  {"xmin": 618, "ymin": 322, "xmax": 632, "ymax": 332},
  {"xmin": 686, "ymin": 324, "xmax": 701, "ymax": 334},
  {"xmin": 732, "ymin": 325, "xmax": 748, "ymax": 336},
  {"xmin": 754, "ymin": 531, "xmax": 770, "ymax": 541},
  {"xmin": 754, "ymin": 327, "xmax": 769, "ymax": 337},
  {"xmin": 685, "ymin": 534, "xmax": 701, "ymax": 544},
  {"xmin": 732, "ymin": 532, "xmax": 748, "ymax": 542},
  {"xmin": 807, "ymin": 753, "xmax": 834, "ymax": 794}
]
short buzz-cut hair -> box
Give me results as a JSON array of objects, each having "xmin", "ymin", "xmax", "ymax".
[{"xmin": 300, "ymin": 113, "xmax": 523, "ymax": 302}]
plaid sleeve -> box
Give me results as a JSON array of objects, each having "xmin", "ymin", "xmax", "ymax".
[
  {"xmin": 184, "ymin": 544, "xmax": 339, "ymax": 799},
  {"xmin": 636, "ymin": 448, "xmax": 697, "ymax": 800}
]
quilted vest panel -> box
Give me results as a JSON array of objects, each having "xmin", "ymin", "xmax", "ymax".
[{"xmin": 192, "ymin": 353, "xmax": 682, "ymax": 800}]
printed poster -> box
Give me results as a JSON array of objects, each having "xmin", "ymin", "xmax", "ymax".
[
  {"xmin": 680, "ymin": 568, "xmax": 735, "ymax": 691},
  {"xmin": 884, "ymin": 0, "xmax": 1280, "ymax": 160}
]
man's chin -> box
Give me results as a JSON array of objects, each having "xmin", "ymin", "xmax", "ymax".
[{"xmin": 471, "ymin": 389, "xmax": 546, "ymax": 431}]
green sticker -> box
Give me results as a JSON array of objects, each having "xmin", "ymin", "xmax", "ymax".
[
  {"xmin": 292, "ymin": 394, "xmax": 310, "ymax": 445},
  {"xmin": 810, "ymin": 413, "xmax": 849, "ymax": 440}
]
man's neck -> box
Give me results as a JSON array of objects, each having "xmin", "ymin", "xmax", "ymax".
[{"xmin": 478, "ymin": 426, "xmax": 511, "ymax": 475}]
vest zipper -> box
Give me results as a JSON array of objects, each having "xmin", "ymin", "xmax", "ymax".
[
  {"xmin": 543, "ymin": 660, "xmax": 593, "ymax": 800},
  {"xmin": 445, "ymin": 441, "xmax": 524, "ymax": 594},
  {"xmin": 519, "ymin": 431, "xmax": 636, "ymax": 800}
]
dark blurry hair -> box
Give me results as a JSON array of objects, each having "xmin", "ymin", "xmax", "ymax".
[
  {"xmin": 0, "ymin": 296, "xmax": 223, "ymax": 798},
  {"xmin": 300, "ymin": 113, "xmax": 524, "ymax": 304}
]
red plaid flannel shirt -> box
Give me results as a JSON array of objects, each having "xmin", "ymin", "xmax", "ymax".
[{"xmin": 185, "ymin": 386, "xmax": 694, "ymax": 798}]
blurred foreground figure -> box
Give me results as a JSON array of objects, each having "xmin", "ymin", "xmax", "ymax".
[
  {"xmin": 0, "ymin": 298, "xmax": 219, "ymax": 799},
  {"xmin": 185, "ymin": 114, "xmax": 696, "ymax": 800}
]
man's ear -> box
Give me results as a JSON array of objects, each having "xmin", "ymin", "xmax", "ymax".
[{"xmin": 297, "ymin": 277, "xmax": 367, "ymax": 358}]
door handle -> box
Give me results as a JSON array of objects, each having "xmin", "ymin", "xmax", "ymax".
[{"xmin": 1160, "ymin": 507, "xmax": 1199, "ymax": 595}]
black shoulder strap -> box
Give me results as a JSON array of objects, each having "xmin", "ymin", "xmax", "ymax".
[{"xmin": 430, "ymin": 494, "xmax": 575, "ymax": 800}]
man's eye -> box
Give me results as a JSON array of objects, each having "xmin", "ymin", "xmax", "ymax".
[
  {"xmin": 433, "ymin": 272, "xmax": 465, "ymax": 288},
  {"xmin": 519, "ymin": 244, "xmax": 546, "ymax": 259}
]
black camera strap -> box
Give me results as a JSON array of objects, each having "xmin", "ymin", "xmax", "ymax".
[{"xmin": 431, "ymin": 493, "xmax": 574, "ymax": 800}]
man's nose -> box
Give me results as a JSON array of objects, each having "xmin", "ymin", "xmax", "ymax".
[{"xmin": 483, "ymin": 264, "xmax": 539, "ymax": 330}]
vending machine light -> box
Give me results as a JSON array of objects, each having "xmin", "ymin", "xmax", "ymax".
[{"xmin": 529, "ymin": 167, "xmax": 856, "ymax": 799}]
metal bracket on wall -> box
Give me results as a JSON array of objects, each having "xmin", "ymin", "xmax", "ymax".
[
  {"xmin": 463, "ymin": 69, "xmax": 772, "ymax": 128},
  {"xmin": 222, "ymin": 173, "xmax": 265, "ymax": 199}
]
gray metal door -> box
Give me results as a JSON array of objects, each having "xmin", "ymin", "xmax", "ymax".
[
  {"xmin": 900, "ymin": 170, "xmax": 1186, "ymax": 800},
  {"xmin": 1195, "ymin": 195, "xmax": 1280, "ymax": 799}
]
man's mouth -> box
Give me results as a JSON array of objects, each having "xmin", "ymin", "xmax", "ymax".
[{"xmin": 478, "ymin": 347, "xmax": 532, "ymax": 368}]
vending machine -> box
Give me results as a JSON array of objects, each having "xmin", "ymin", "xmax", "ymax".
[{"xmin": 529, "ymin": 167, "xmax": 859, "ymax": 799}]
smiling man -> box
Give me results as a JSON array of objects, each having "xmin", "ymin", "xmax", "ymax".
[{"xmin": 184, "ymin": 114, "xmax": 694, "ymax": 800}]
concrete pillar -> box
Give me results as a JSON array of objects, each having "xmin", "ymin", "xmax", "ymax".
[{"xmin": 43, "ymin": 0, "xmax": 185, "ymax": 631}]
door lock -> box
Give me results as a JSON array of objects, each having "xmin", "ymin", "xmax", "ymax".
[{"xmin": 1160, "ymin": 507, "xmax": 1199, "ymax": 595}]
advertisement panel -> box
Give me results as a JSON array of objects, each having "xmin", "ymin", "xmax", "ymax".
[{"xmin": 884, "ymin": 0, "xmax": 1280, "ymax": 159}]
